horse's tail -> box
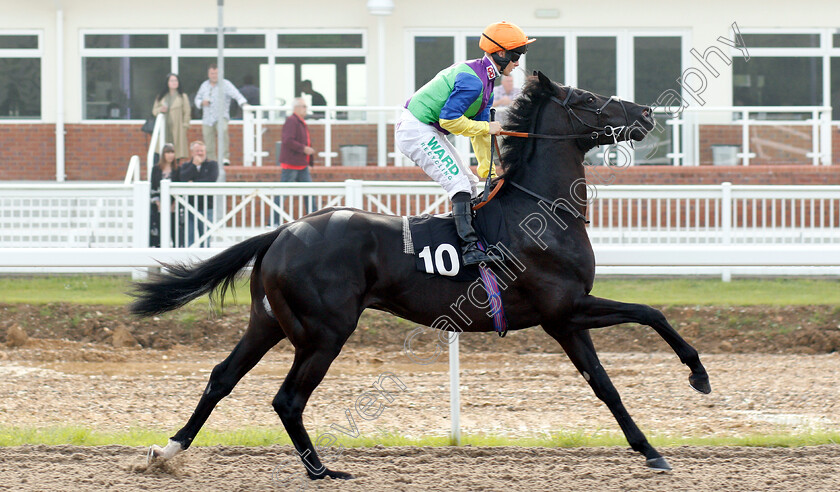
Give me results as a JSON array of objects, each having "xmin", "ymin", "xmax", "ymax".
[{"xmin": 129, "ymin": 228, "xmax": 283, "ymax": 317}]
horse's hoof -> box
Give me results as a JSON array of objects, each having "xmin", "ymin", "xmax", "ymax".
[
  {"xmin": 689, "ymin": 373, "xmax": 712, "ymax": 394},
  {"xmin": 646, "ymin": 456, "xmax": 672, "ymax": 472},
  {"xmin": 310, "ymin": 469, "xmax": 354, "ymax": 480},
  {"xmin": 147, "ymin": 445, "xmax": 161, "ymax": 464}
]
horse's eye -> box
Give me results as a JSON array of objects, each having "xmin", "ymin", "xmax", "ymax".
[{"xmin": 587, "ymin": 96, "xmax": 595, "ymax": 104}]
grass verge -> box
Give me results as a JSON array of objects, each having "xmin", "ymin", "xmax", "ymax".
[
  {"xmin": 0, "ymin": 426, "xmax": 837, "ymax": 449},
  {"xmin": 0, "ymin": 275, "xmax": 838, "ymax": 306}
]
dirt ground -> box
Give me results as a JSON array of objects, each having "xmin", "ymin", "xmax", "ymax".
[
  {"xmin": 1, "ymin": 444, "xmax": 838, "ymax": 491},
  {"xmin": 1, "ymin": 303, "xmax": 839, "ymax": 490}
]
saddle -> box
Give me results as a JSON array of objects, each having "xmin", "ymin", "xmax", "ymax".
[{"xmin": 403, "ymin": 196, "xmax": 509, "ymax": 282}]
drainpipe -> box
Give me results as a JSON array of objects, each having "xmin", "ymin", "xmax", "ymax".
[{"xmin": 55, "ymin": 2, "xmax": 65, "ymax": 181}]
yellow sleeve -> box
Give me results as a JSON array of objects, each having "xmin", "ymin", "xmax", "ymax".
[
  {"xmin": 439, "ymin": 115, "xmax": 490, "ymax": 137},
  {"xmin": 472, "ymin": 134, "xmax": 494, "ymax": 178}
]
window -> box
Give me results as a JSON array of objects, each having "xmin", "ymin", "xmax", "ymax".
[
  {"xmin": 524, "ymin": 36, "xmax": 564, "ymax": 84},
  {"xmin": 85, "ymin": 34, "xmax": 167, "ymax": 49},
  {"xmin": 733, "ymin": 57, "xmax": 822, "ymax": 108},
  {"xmin": 81, "ymin": 30, "xmax": 367, "ymax": 120},
  {"xmin": 414, "ymin": 37, "xmax": 454, "ymax": 89},
  {"xmin": 273, "ymin": 56, "xmax": 365, "ymax": 111},
  {"xmin": 578, "ymin": 36, "xmax": 616, "ymax": 96},
  {"xmin": 732, "ymin": 29, "xmax": 840, "ymax": 120},
  {"xmin": 0, "ymin": 32, "xmax": 41, "ymax": 119},
  {"xmin": 181, "ymin": 34, "xmax": 265, "ymax": 49},
  {"xmin": 740, "ymin": 34, "xmax": 819, "ymax": 48},
  {"xmin": 634, "ymin": 36, "xmax": 681, "ymax": 165},
  {"xmin": 277, "ymin": 34, "xmax": 363, "ymax": 49}
]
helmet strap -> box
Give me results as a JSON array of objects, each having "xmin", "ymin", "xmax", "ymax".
[{"xmin": 490, "ymin": 51, "xmax": 511, "ymax": 72}]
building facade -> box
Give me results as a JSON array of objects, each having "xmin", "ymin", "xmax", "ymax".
[{"xmin": 1, "ymin": 0, "xmax": 839, "ymax": 182}]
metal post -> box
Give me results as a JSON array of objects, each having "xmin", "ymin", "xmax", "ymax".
[
  {"xmin": 377, "ymin": 15, "xmax": 387, "ymax": 167},
  {"xmin": 55, "ymin": 6, "xmax": 65, "ymax": 182},
  {"xmin": 721, "ymin": 181, "xmax": 732, "ymax": 282},
  {"xmin": 449, "ymin": 332, "xmax": 461, "ymax": 446},
  {"xmin": 216, "ymin": 0, "xmax": 225, "ymax": 172}
]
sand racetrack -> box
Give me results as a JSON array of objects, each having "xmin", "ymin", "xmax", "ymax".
[
  {"xmin": 1, "ymin": 303, "xmax": 839, "ymax": 491},
  {"xmin": 1, "ymin": 443, "xmax": 839, "ymax": 491}
]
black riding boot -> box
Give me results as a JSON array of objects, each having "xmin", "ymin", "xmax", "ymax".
[{"xmin": 452, "ymin": 192, "xmax": 502, "ymax": 266}]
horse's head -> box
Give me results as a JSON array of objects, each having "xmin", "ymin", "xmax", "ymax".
[{"xmin": 532, "ymin": 71, "xmax": 654, "ymax": 151}]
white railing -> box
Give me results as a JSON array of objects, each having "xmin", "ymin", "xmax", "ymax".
[
  {"xmin": 2, "ymin": 181, "xmax": 839, "ymax": 276},
  {"xmin": 0, "ymin": 182, "xmax": 146, "ymax": 248},
  {"xmin": 132, "ymin": 113, "xmax": 167, "ymax": 183},
  {"xmin": 243, "ymin": 105, "xmax": 834, "ymax": 168},
  {"xmin": 662, "ymin": 106, "xmax": 833, "ymax": 167},
  {"xmin": 243, "ymin": 105, "xmax": 405, "ymax": 168},
  {"xmin": 588, "ymin": 183, "xmax": 840, "ymax": 245}
]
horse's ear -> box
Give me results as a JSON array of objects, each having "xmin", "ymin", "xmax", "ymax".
[{"xmin": 536, "ymin": 71, "xmax": 553, "ymax": 89}]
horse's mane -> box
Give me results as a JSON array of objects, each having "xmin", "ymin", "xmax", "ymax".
[{"xmin": 499, "ymin": 76, "xmax": 558, "ymax": 181}]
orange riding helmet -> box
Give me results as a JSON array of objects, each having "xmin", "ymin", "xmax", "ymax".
[{"xmin": 479, "ymin": 21, "xmax": 536, "ymax": 68}]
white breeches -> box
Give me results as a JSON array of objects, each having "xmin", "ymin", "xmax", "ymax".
[{"xmin": 395, "ymin": 110, "xmax": 479, "ymax": 199}]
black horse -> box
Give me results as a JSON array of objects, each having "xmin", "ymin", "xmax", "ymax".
[{"xmin": 132, "ymin": 72, "xmax": 710, "ymax": 478}]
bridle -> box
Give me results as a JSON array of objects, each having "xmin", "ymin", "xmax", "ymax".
[
  {"xmin": 483, "ymin": 87, "xmax": 643, "ymax": 223},
  {"xmin": 500, "ymin": 87, "xmax": 637, "ymax": 147}
]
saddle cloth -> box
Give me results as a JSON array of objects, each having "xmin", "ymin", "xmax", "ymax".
[{"xmin": 402, "ymin": 197, "xmax": 509, "ymax": 282}]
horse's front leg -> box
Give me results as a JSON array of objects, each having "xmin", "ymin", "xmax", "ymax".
[
  {"xmin": 544, "ymin": 327, "xmax": 671, "ymax": 471},
  {"xmin": 568, "ymin": 295, "xmax": 710, "ymax": 394}
]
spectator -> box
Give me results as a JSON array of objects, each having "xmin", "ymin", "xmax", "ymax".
[
  {"xmin": 299, "ymin": 79, "xmax": 326, "ymax": 119},
  {"xmin": 152, "ymin": 73, "xmax": 191, "ymax": 161},
  {"xmin": 492, "ymin": 74, "xmax": 520, "ymax": 108},
  {"xmin": 178, "ymin": 141, "xmax": 219, "ymax": 247},
  {"xmin": 150, "ymin": 143, "xmax": 180, "ymax": 247},
  {"xmin": 194, "ymin": 63, "xmax": 249, "ymax": 165},
  {"xmin": 274, "ymin": 97, "xmax": 316, "ymax": 222},
  {"xmin": 231, "ymin": 74, "xmax": 260, "ymax": 120}
]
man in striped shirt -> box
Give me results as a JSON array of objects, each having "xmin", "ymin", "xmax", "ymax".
[{"xmin": 194, "ymin": 63, "xmax": 250, "ymax": 165}]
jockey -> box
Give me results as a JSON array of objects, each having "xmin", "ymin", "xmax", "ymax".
[{"xmin": 395, "ymin": 21, "xmax": 535, "ymax": 266}]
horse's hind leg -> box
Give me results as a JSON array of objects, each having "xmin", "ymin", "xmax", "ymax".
[
  {"xmin": 546, "ymin": 328, "xmax": 672, "ymax": 471},
  {"xmin": 149, "ymin": 293, "xmax": 285, "ymax": 461},
  {"xmin": 272, "ymin": 340, "xmax": 352, "ymax": 480},
  {"xmin": 569, "ymin": 295, "xmax": 710, "ymax": 394}
]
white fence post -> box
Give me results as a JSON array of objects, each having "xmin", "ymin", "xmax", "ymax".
[
  {"xmin": 324, "ymin": 109, "xmax": 333, "ymax": 167},
  {"xmin": 820, "ymin": 109, "xmax": 832, "ymax": 166},
  {"xmin": 160, "ymin": 179, "xmax": 171, "ymax": 249},
  {"xmin": 721, "ymin": 181, "xmax": 733, "ymax": 282},
  {"xmin": 243, "ymin": 108, "xmax": 254, "ymax": 166},
  {"xmin": 345, "ymin": 179, "xmax": 363, "ymax": 209},
  {"xmin": 449, "ymin": 332, "xmax": 461, "ymax": 446},
  {"xmin": 132, "ymin": 181, "xmax": 151, "ymax": 280}
]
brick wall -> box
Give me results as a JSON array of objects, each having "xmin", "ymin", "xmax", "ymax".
[
  {"xmin": 0, "ymin": 125, "xmax": 56, "ymax": 180},
  {"xmin": 698, "ymin": 124, "xmax": 840, "ymax": 166},
  {"xmin": 2, "ymin": 122, "xmax": 839, "ymax": 182}
]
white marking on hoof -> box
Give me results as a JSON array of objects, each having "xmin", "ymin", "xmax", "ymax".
[{"xmin": 148, "ymin": 439, "xmax": 183, "ymax": 462}]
